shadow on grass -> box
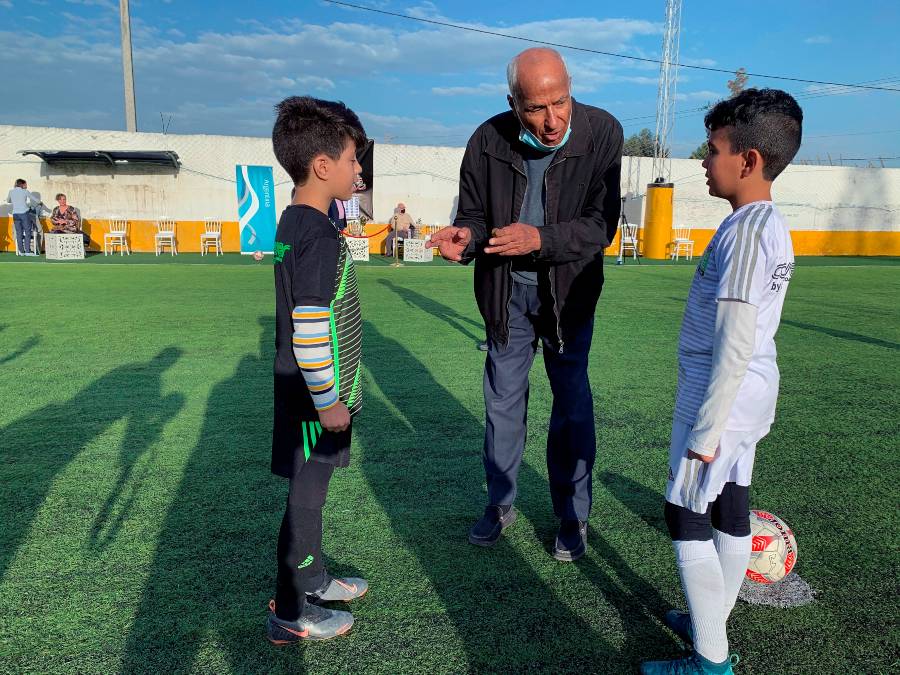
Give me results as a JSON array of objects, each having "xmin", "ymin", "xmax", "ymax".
[
  {"xmin": 599, "ymin": 472, "xmax": 668, "ymax": 537},
  {"xmin": 357, "ymin": 320, "xmax": 621, "ymax": 672},
  {"xmin": 119, "ymin": 317, "xmax": 302, "ymax": 673},
  {"xmin": 378, "ymin": 278, "xmax": 484, "ymax": 345},
  {"xmin": 0, "ymin": 334, "xmax": 40, "ymax": 366},
  {"xmin": 0, "ymin": 347, "xmax": 184, "ymax": 583},
  {"xmin": 782, "ymin": 319, "xmax": 899, "ymax": 351}
]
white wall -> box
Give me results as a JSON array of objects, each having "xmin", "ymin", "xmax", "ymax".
[{"xmin": 2, "ymin": 124, "xmax": 898, "ymax": 232}]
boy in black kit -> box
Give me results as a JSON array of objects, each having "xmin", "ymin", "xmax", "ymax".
[{"xmin": 267, "ymin": 96, "xmax": 368, "ymax": 643}]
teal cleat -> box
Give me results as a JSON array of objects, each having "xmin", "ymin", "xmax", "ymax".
[
  {"xmin": 664, "ymin": 609, "xmax": 694, "ymax": 647},
  {"xmin": 641, "ymin": 652, "xmax": 739, "ymax": 675}
]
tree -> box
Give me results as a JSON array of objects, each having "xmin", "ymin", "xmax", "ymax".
[
  {"xmin": 689, "ymin": 142, "xmax": 708, "ymax": 160},
  {"xmin": 623, "ymin": 128, "xmax": 669, "ymax": 158},
  {"xmin": 727, "ymin": 67, "xmax": 749, "ymax": 97}
]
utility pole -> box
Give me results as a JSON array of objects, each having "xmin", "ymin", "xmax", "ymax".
[
  {"xmin": 651, "ymin": 0, "xmax": 682, "ymax": 183},
  {"xmin": 120, "ymin": 0, "xmax": 137, "ymax": 132}
]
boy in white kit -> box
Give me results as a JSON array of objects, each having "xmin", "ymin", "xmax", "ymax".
[{"xmin": 641, "ymin": 89, "xmax": 803, "ymax": 675}]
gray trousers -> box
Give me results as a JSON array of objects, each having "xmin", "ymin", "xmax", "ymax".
[
  {"xmin": 13, "ymin": 213, "xmax": 34, "ymax": 253},
  {"xmin": 482, "ymin": 281, "xmax": 597, "ymax": 521}
]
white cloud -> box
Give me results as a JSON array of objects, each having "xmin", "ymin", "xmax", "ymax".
[
  {"xmin": 804, "ymin": 35, "xmax": 831, "ymax": 45},
  {"xmin": 432, "ymin": 83, "xmax": 508, "ymax": 96},
  {"xmin": 675, "ymin": 90, "xmax": 720, "ymax": 102},
  {"xmin": 0, "ymin": 11, "xmax": 665, "ymax": 139}
]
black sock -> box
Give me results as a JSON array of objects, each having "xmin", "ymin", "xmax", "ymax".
[{"xmin": 274, "ymin": 460, "xmax": 334, "ymax": 621}]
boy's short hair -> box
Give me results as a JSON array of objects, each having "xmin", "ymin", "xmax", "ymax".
[
  {"xmin": 704, "ymin": 88, "xmax": 803, "ymax": 181},
  {"xmin": 272, "ymin": 96, "xmax": 367, "ymax": 186},
  {"xmin": 15, "ymin": 178, "xmax": 26, "ymax": 187}
]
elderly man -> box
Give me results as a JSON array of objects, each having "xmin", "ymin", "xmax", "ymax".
[{"xmin": 430, "ymin": 48, "xmax": 623, "ymax": 560}]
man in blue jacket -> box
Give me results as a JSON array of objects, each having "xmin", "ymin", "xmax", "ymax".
[{"xmin": 431, "ymin": 48, "xmax": 623, "ymax": 561}]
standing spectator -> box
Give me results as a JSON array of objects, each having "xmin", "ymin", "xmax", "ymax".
[{"xmin": 7, "ymin": 179, "xmax": 38, "ymax": 255}]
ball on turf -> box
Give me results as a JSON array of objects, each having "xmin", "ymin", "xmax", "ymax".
[
  {"xmin": 746, "ymin": 510, "xmax": 798, "ymax": 584},
  {"xmin": 253, "ymin": 250, "xmax": 264, "ymax": 261}
]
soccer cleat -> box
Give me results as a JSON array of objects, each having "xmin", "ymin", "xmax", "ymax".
[
  {"xmin": 468, "ymin": 505, "xmax": 517, "ymax": 546},
  {"xmin": 266, "ymin": 600, "xmax": 354, "ymax": 643},
  {"xmin": 307, "ymin": 574, "xmax": 369, "ymax": 603},
  {"xmin": 552, "ymin": 519, "xmax": 587, "ymax": 561},
  {"xmin": 640, "ymin": 652, "xmax": 739, "ymax": 675},
  {"xmin": 664, "ymin": 609, "xmax": 694, "ymax": 647}
]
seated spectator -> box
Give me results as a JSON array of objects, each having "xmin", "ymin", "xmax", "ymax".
[
  {"xmin": 385, "ymin": 202, "xmax": 414, "ymax": 257},
  {"xmin": 50, "ymin": 193, "xmax": 89, "ymax": 246}
]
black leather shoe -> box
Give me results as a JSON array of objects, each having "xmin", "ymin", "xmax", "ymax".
[
  {"xmin": 468, "ymin": 505, "xmax": 517, "ymax": 546},
  {"xmin": 552, "ymin": 519, "xmax": 587, "ymax": 561}
]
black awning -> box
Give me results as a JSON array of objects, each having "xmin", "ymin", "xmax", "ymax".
[{"xmin": 20, "ymin": 150, "xmax": 181, "ymax": 170}]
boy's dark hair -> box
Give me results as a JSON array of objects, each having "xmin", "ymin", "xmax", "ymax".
[
  {"xmin": 15, "ymin": 178, "xmax": 26, "ymax": 187},
  {"xmin": 704, "ymin": 88, "xmax": 803, "ymax": 181},
  {"xmin": 272, "ymin": 96, "xmax": 367, "ymax": 186}
]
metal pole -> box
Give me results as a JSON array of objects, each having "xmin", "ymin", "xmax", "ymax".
[
  {"xmin": 390, "ymin": 215, "xmax": 403, "ymax": 267},
  {"xmin": 120, "ymin": 0, "xmax": 137, "ymax": 132}
]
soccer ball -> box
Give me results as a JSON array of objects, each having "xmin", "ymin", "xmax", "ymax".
[
  {"xmin": 746, "ymin": 510, "xmax": 798, "ymax": 584},
  {"xmin": 253, "ymin": 250, "xmax": 264, "ymax": 261}
]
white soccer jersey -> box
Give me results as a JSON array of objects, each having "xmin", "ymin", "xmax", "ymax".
[{"xmin": 674, "ymin": 201, "xmax": 795, "ymax": 432}]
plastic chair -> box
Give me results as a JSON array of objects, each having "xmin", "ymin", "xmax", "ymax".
[
  {"xmin": 154, "ymin": 218, "xmax": 177, "ymax": 256},
  {"xmin": 200, "ymin": 219, "xmax": 222, "ymax": 256},
  {"xmin": 671, "ymin": 225, "xmax": 695, "ymax": 261},
  {"xmin": 104, "ymin": 218, "xmax": 130, "ymax": 255},
  {"xmin": 619, "ymin": 222, "xmax": 639, "ymax": 261}
]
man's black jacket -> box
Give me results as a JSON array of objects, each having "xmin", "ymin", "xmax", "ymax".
[{"xmin": 455, "ymin": 99, "xmax": 623, "ymax": 350}]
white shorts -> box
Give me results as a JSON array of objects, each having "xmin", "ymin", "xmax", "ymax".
[{"xmin": 665, "ymin": 419, "xmax": 769, "ymax": 514}]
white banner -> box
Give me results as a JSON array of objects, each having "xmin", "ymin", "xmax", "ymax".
[{"xmin": 402, "ymin": 238, "xmax": 433, "ymax": 262}]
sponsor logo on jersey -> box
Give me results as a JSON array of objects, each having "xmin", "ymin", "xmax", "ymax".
[
  {"xmin": 770, "ymin": 261, "xmax": 794, "ymax": 291},
  {"xmin": 274, "ymin": 241, "xmax": 292, "ymax": 264}
]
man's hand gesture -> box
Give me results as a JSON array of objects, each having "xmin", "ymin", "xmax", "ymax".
[
  {"xmin": 428, "ymin": 226, "xmax": 472, "ymax": 262},
  {"xmin": 483, "ymin": 223, "xmax": 541, "ymax": 256}
]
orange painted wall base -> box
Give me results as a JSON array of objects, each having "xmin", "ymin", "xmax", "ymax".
[
  {"xmin": 605, "ymin": 228, "xmax": 900, "ymax": 258},
  {"xmin": 1, "ymin": 218, "xmax": 241, "ymax": 253}
]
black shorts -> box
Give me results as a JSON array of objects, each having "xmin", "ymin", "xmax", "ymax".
[{"xmin": 272, "ymin": 398, "xmax": 352, "ymax": 477}]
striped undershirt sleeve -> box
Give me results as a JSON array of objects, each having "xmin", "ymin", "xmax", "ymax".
[{"xmin": 292, "ymin": 305, "xmax": 338, "ymax": 411}]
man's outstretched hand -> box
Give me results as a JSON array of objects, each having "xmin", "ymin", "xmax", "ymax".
[
  {"xmin": 483, "ymin": 223, "xmax": 541, "ymax": 256},
  {"xmin": 428, "ymin": 226, "xmax": 472, "ymax": 262}
]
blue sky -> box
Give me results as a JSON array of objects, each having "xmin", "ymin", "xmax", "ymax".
[{"xmin": 2, "ymin": 0, "xmax": 899, "ymax": 163}]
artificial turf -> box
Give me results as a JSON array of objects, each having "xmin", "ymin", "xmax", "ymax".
[{"xmin": 0, "ymin": 255, "xmax": 897, "ymax": 674}]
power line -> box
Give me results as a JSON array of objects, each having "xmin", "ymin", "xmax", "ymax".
[{"xmin": 322, "ymin": 0, "xmax": 900, "ymax": 93}]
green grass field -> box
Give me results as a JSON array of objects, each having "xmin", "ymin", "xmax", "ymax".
[{"xmin": 1, "ymin": 254, "xmax": 897, "ymax": 674}]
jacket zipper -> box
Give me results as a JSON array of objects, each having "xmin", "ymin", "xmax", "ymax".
[
  {"xmin": 544, "ymin": 155, "xmax": 568, "ymax": 354},
  {"xmin": 509, "ymin": 163, "xmax": 527, "ymax": 346}
]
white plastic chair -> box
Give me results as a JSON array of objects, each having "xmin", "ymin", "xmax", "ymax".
[
  {"xmin": 154, "ymin": 218, "xmax": 177, "ymax": 256},
  {"xmin": 671, "ymin": 225, "xmax": 695, "ymax": 261},
  {"xmin": 200, "ymin": 219, "xmax": 222, "ymax": 256},
  {"xmin": 619, "ymin": 222, "xmax": 639, "ymax": 261},
  {"xmin": 104, "ymin": 218, "xmax": 130, "ymax": 256}
]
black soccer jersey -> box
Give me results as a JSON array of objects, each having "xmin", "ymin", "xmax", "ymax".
[{"xmin": 271, "ymin": 204, "xmax": 362, "ymax": 476}]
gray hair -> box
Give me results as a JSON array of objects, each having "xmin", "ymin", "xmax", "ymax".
[{"xmin": 507, "ymin": 49, "xmax": 571, "ymax": 104}]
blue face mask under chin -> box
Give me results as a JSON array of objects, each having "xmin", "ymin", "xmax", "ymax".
[{"xmin": 516, "ymin": 109, "xmax": 572, "ymax": 152}]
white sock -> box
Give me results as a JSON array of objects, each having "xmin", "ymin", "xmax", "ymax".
[
  {"xmin": 673, "ymin": 539, "xmax": 729, "ymax": 663},
  {"xmin": 712, "ymin": 528, "xmax": 752, "ymax": 620}
]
